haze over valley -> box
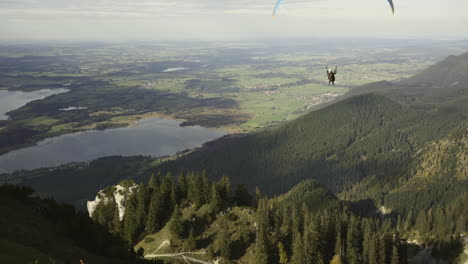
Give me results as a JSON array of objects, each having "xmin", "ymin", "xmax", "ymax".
[{"xmin": 0, "ymin": 2, "xmax": 467, "ymax": 263}]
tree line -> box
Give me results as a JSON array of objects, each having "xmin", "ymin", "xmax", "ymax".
[{"xmin": 91, "ymin": 172, "xmax": 417, "ymax": 264}]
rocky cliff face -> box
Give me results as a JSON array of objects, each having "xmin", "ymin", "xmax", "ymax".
[{"xmin": 87, "ymin": 183, "xmax": 138, "ymax": 220}]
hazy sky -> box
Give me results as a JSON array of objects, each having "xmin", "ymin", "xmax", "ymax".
[{"xmin": 1, "ymin": 0, "xmax": 467, "ymax": 42}]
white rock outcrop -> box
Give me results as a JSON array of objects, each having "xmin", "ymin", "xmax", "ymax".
[{"xmin": 87, "ymin": 183, "xmax": 138, "ymax": 221}]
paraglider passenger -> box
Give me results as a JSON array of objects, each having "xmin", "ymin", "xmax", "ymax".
[{"xmin": 326, "ymin": 66, "xmax": 338, "ymax": 85}]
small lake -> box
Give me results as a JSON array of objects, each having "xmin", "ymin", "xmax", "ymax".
[
  {"xmin": 0, "ymin": 118, "xmax": 225, "ymax": 173},
  {"xmin": 162, "ymin": 67, "xmax": 189, "ymax": 72},
  {"xmin": 0, "ymin": 88, "xmax": 69, "ymax": 120}
]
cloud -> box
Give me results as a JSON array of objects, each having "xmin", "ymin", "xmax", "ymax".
[
  {"xmin": 0, "ymin": 0, "xmax": 467, "ymax": 41},
  {"xmin": 0, "ymin": 0, "xmax": 324, "ymax": 18}
]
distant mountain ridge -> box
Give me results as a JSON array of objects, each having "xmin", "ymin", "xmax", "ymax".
[
  {"xmin": 347, "ymin": 51, "xmax": 468, "ymax": 106},
  {"xmin": 403, "ymin": 51, "xmax": 468, "ymax": 87}
]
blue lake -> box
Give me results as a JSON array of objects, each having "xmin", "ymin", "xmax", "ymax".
[
  {"xmin": 0, "ymin": 118, "xmax": 225, "ymax": 173},
  {"xmin": 0, "ymin": 88, "xmax": 69, "ymax": 120}
]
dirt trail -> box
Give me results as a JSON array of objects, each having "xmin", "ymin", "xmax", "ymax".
[
  {"xmin": 152, "ymin": 239, "xmax": 170, "ymax": 253},
  {"xmin": 145, "ymin": 251, "xmax": 211, "ymax": 264}
]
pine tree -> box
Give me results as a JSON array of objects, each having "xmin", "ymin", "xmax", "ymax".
[
  {"xmin": 161, "ymin": 173, "xmax": 173, "ymax": 213},
  {"xmin": 169, "ymin": 204, "xmax": 184, "ymax": 238},
  {"xmin": 378, "ymin": 234, "xmax": 388, "ymax": 264},
  {"xmin": 219, "ymin": 175, "xmax": 232, "ymax": 204},
  {"xmin": 136, "ymin": 247, "xmax": 145, "ymax": 259},
  {"xmin": 253, "ymin": 186, "xmax": 262, "ymax": 208},
  {"xmin": 362, "ymin": 219, "xmax": 373, "ymax": 264},
  {"xmin": 322, "ymin": 213, "xmax": 336, "ymax": 263},
  {"xmin": 415, "ymin": 210, "xmax": 428, "ymax": 235},
  {"xmin": 146, "ymin": 191, "xmax": 162, "ymax": 233},
  {"xmin": 188, "ymin": 173, "xmax": 204, "ymax": 207},
  {"xmin": 330, "ymin": 255, "xmax": 344, "ymax": 264},
  {"xmin": 255, "ymin": 228, "xmax": 269, "ymax": 264},
  {"xmin": 346, "ymin": 217, "xmax": 360, "ymax": 264},
  {"xmin": 216, "ymin": 218, "xmax": 231, "ymax": 261},
  {"xmin": 279, "ymin": 207, "xmax": 291, "ymax": 240},
  {"xmin": 256, "ymin": 198, "xmax": 270, "ymax": 230},
  {"xmin": 403, "ymin": 210, "xmax": 413, "ymax": 231},
  {"xmin": 91, "ymin": 203, "xmax": 105, "ymax": 225},
  {"xmin": 255, "ymin": 198, "xmax": 270, "ymax": 264},
  {"xmin": 177, "ymin": 172, "xmax": 188, "ymax": 203},
  {"xmin": 271, "ymin": 203, "xmax": 283, "ymax": 238},
  {"xmin": 112, "ymin": 201, "xmax": 122, "ymax": 235},
  {"xmin": 391, "ymin": 244, "xmax": 399, "ymax": 264},
  {"xmin": 170, "ymin": 184, "xmax": 178, "ymax": 209},
  {"xmin": 123, "ymin": 194, "xmax": 138, "ymax": 244},
  {"xmin": 396, "ymin": 215, "xmax": 402, "ymax": 232},
  {"xmin": 334, "ymin": 219, "xmax": 344, "ymax": 257},
  {"xmin": 186, "ymin": 172, "xmax": 195, "ymax": 202},
  {"xmin": 135, "ymin": 184, "xmax": 148, "ymax": 234},
  {"xmin": 210, "ymin": 184, "xmax": 222, "ymax": 213},
  {"xmin": 433, "ymin": 207, "xmax": 446, "ymax": 236},
  {"xmin": 304, "ymin": 217, "xmax": 325, "ymax": 264},
  {"xmin": 201, "ymin": 170, "xmax": 211, "ymax": 204},
  {"xmin": 455, "ymin": 214, "xmax": 465, "ymax": 234},
  {"xmin": 234, "ymin": 184, "xmax": 252, "ymax": 206},
  {"xmin": 368, "ymin": 233, "xmax": 379, "ymax": 264},
  {"xmin": 148, "ymin": 173, "xmax": 157, "ymax": 189},
  {"xmin": 278, "ymin": 242, "xmax": 288, "ymax": 264},
  {"xmin": 290, "ymin": 233, "xmax": 304, "ymax": 264},
  {"xmin": 393, "ymin": 231, "xmax": 406, "ymax": 264},
  {"xmin": 301, "ymin": 203, "xmax": 311, "ymax": 230},
  {"xmin": 303, "ymin": 222, "xmax": 315, "ymax": 264},
  {"xmin": 92, "ymin": 195, "xmax": 118, "ymax": 231},
  {"xmin": 291, "ymin": 205, "xmax": 302, "ymax": 236},
  {"xmin": 426, "ymin": 208, "xmax": 434, "ymax": 234}
]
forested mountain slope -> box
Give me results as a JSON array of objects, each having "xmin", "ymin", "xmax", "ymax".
[
  {"xmin": 347, "ymin": 51, "xmax": 468, "ymax": 106},
  {"xmin": 274, "ymin": 179, "xmax": 342, "ymax": 211},
  {"xmin": 89, "ymin": 174, "xmax": 413, "ymax": 264},
  {"xmin": 383, "ymin": 128, "xmax": 467, "ymax": 215},
  {"xmin": 87, "ymin": 173, "xmax": 465, "ymax": 264},
  {"xmin": 0, "ymin": 185, "xmax": 149, "ymax": 264},
  {"xmin": 155, "ymin": 94, "xmax": 466, "ymax": 196},
  {"xmin": 403, "ymin": 51, "xmax": 468, "ymax": 87}
]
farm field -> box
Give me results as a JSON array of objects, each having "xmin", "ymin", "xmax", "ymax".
[{"xmin": 0, "ymin": 40, "xmax": 465, "ymax": 153}]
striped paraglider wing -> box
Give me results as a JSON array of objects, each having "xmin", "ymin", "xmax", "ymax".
[
  {"xmin": 387, "ymin": 0, "xmax": 395, "ymax": 14},
  {"xmin": 272, "ymin": 0, "xmax": 284, "ymax": 17}
]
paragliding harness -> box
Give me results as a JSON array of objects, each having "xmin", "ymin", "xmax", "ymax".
[{"xmin": 326, "ymin": 66, "xmax": 337, "ymax": 85}]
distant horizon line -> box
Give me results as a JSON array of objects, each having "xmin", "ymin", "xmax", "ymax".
[{"xmin": 1, "ymin": 36, "xmax": 467, "ymax": 45}]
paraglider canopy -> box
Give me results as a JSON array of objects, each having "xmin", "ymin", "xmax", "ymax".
[
  {"xmin": 272, "ymin": 0, "xmax": 395, "ymax": 17},
  {"xmin": 388, "ymin": 0, "xmax": 395, "ymax": 14},
  {"xmin": 272, "ymin": 0, "xmax": 283, "ymax": 17}
]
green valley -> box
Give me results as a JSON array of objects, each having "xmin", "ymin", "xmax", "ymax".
[
  {"xmin": 1, "ymin": 42, "xmax": 467, "ymax": 264},
  {"xmin": 0, "ymin": 40, "xmax": 463, "ymax": 154}
]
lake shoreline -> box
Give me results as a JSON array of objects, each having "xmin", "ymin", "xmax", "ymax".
[
  {"xmin": 0, "ymin": 109, "xmax": 241, "ymax": 156},
  {"xmin": 0, "ymin": 88, "xmax": 70, "ymax": 120},
  {"xmin": 0, "ymin": 117, "xmax": 226, "ymax": 173}
]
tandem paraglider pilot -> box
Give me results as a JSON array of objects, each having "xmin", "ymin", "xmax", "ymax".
[{"xmin": 326, "ymin": 66, "xmax": 338, "ymax": 85}]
